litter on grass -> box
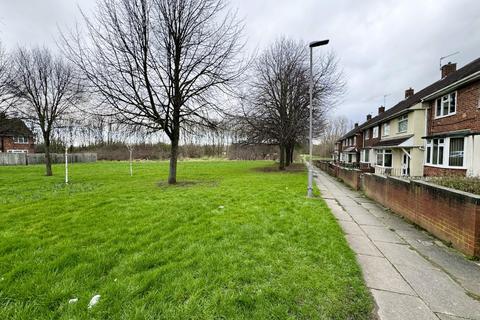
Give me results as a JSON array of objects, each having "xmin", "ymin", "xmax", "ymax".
[
  {"xmin": 68, "ymin": 298, "xmax": 78, "ymax": 304},
  {"xmin": 88, "ymin": 295, "xmax": 101, "ymax": 309}
]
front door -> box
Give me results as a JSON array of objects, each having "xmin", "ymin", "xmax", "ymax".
[{"xmin": 401, "ymin": 150, "xmax": 410, "ymax": 176}]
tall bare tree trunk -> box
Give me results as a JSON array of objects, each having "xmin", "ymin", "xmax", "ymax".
[
  {"xmin": 288, "ymin": 144, "xmax": 294, "ymax": 165},
  {"xmin": 285, "ymin": 145, "xmax": 291, "ymax": 167},
  {"xmin": 44, "ymin": 134, "xmax": 53, "ymax": 176},
  {"xmin": 168, "ymin": 120, "xmax": 180, "ymax": 184},
  {"xmin": 279, "ymin": 144, "xmax": 286, "ymax": 170}
]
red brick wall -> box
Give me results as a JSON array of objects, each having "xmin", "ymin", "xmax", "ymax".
[
  {"xmin": 337, "ymin": 167, "xmax": 362, "ymax": 190},
  {"xmin": 424, "ymin": 165, "xmax": 467, "ymax": 177},
  {"xmin": 427, "ymin": 81, "xmax": 480, "ymax": 134},
  {"xmin": 363, "ymin": 127, "xmax": 381, "ymax": 147},
  {"xmin": 1, "ymin": 136, "xmax": 35, "ymax": 153},
  {"xmin": 314, "ymin": 161, "xmax": 361, "ymax": 190},
  {"xmin": 362, "ymin": 173, "xmax": 480, "ymax": 257}
]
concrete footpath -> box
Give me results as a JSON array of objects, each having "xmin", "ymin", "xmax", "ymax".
[{"xmin": 313, "ymin": 167, "xmax": 480, "ymax": 320}]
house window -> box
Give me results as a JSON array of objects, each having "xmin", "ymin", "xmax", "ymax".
[
  {"xmin": 449, "ymin": 138, "xmax": 464, "ymax": 167},
  {"xmin": 426, "ymin": 137, "xmax": 464, "ymax": 167},
  {"xmin": 426, "ymin": 138, "xmax": 445, "ymax": 165},
  {"xmin": 361, "ymin": 149, "xmax": 370, "ymax": 163},
  {"xmin": 13, "ymin": 136, "xmax": 29, "ymax": 144},
  {"xmin": 354, "ymin": 136, "xmax": 357, "ymax": 145},
  {"xmin": 435, "ymin": 92, "xmax": 456, "ymax": 118},
  {"xmin": 376, "ymin": 149, "xmax": 392, "ymax": 167},
  {"xmin": 382, "ymin": 122, "xmax": 390, "ymax": 137},
  {"xmin": 348, "ymin": 154, "xmax": 353, "ymax": 163},
  {"xmin": 398, "ymin": 115, "xmax": 408, "ymax": 133},
  {"xmin": 373, "ymin": 126, "xmax": 379, "ymax": 138}
]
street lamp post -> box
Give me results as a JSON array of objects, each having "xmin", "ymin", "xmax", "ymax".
[{"xmin": 308, "ymin": 39, "xmax": 329, "ymax": 198}]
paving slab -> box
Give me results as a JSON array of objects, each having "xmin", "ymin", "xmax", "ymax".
[
  {"xmin": 374, "ymin": 241, "xmax": 438, "ymax": 270},
  {"xmin": 436, "ymin": 314, "xmax": 474, "ymax": 320},
  {"xmin": 346, "ymin": 234, "xmax": 383, "ymax": 257},
  {"xmin": 395, "ymin": 264, "xmax": 480, "ymax": 319},
  {"xmin": 361, "ymin": 225, "xmax": 405, "ymax": 244},
  {"xmin": 349, "ymin": 212, "xmax": 385, "ymax": 226},
  {"xmin": 337, "ymin": 220, "xmax": 365, "ymax": 236},
  {"xmin": 371, "ymin": 289, "xmax": 438, "ymax": 320},
  {"xmin": 408, "ymin": 239, "xmax": 480, "ymax": 297},
  {"xmin": 364, "ymin": 206, "xmax": 390, "ymax": 219},
  {"xmin": 377, "ymin": 214, "xmax": 416, "ymax": 231},
  {"xmin": 314, "ymin": 168, "xmax": 480, "ymax": 320},
  {"xmin": 356, "ymin": 254, "xmax": 415, "ymax": 295},
  {"xmin": 395, "ymin": 229, "xmax": 433, "ymax": 241}
]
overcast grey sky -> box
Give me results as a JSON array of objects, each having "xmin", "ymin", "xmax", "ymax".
[{"xmin": 1, "ymin": 0, "xmax": 479, "ymax": 126}]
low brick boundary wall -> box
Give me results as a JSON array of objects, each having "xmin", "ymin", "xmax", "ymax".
[
  {"xmin": 314, "ymin": 160, "xmax": 361, "ymax": 190},
  {"xmin": 315, "ymin": 161, "xmax": 480, "ymax": 257}
]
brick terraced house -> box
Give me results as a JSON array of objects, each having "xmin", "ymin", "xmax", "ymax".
[
  {"xmin": 336, "ymin": 123, "xmax": 362, "ymax": 166},
  {"xmin": 335, "ymin": 57, "xmax": 480, "ymax": 178},
  {"xmin": 0, "ymin": 114, "xmax": 35, "ymax": 154},
  {"xmin": 421, "ymin": 61, "xmax": 480, "ymax": 177}
]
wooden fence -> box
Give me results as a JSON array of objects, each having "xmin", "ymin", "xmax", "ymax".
[{"xmin": 0, "ymin": 153, "xmax": 97, "ymax": 166}]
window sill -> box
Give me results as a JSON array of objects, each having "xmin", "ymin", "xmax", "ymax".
[
  {"xmin": 424, "ymin": 164, "xmax": 466, "ymax": 170},
  {"xmin": 434, "ymin": 112, "xmax": 456, "ymax": 120}
]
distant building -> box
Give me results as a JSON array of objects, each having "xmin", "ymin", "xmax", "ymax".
[{"xmin": 0, "ymin": 114, "xmax": 35, "ymax": 153}]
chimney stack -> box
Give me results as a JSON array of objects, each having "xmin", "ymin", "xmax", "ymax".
[
  {"xmin": 441, "ymin": 62, "xmax": 457, "ymax": 78},
  {"xmin": 405, "ymin": 87, "xmax": 414, "ymax": 99},
  {"xmin": 378, "ymin": 106, "xmax": 385, "ymax": 115},
  {"xmin": 354, "ymin": 123, "xmax": 358, "ymax": 128},
  {"xmin": 366, "ymin": 114, "xmax": 372, "ymax": 121}
]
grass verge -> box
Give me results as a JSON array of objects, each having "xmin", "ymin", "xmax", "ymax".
[{"xmin": 0, "ymin": 161, "xmax": 372, "ymax": 319}]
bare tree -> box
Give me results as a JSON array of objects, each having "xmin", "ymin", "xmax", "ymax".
[
  {"xmin": 0, "ymin": 40, "xmax": 14, "ymax": 112},
  {"xmin": 62, "ymin": 0, "xmax": 245, "ymax": 184},
  {"xmin": 8, "ymin": 47, "xmax": 84, "ymax": 176},
  {"xmin": 315, "ymin": 115, "xmax": 350, "ymax": 158},
  {"xmin": 237, "ymin": 38, "xmax": 344, "ymax": 170}
]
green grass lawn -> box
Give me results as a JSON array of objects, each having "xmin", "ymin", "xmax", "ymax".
[{"xmin": 0, "ymin": 161, "xmax": 372, "ymax": 319}]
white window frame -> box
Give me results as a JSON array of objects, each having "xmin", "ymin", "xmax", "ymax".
[
  {"xmin": 373, "ymin": 126, "xmax": 379, "ymax": 138},
  {"xmin": 425, "ymin": 137, "xmax": 465, "ymax": 168},
  {"xmin": 12, "ymin": 136, "xmax": 29, "ymax": 144},
  {"xmin": 375, "ymin": 149, "xmax": 392, "ymax": 168},
  {"xmin": 382, "ymin": 122, "xmax": 390, "ymax": 137},
  {"xmin": 360, "ymin": 149, "xmax": 370, "ymax": 163},
  {"xmin": 398, "ymin": 114, "xmax": 408, "ymax": 133},
  {"xmin": 435, "ymin": 91, "xmax": 457, "ymax": 118}
]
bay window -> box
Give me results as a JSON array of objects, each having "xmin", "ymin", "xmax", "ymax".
[
  {"xmin": 448, "ymin": 138, "xmax": 464, "ymax": 167},
  {"xmin": 435, "ymin": 92, "xmax": 456, "ymax": 118},
  {"xmin": 426, "ymin": 137, "xmax": 464, "ymax": 167}
]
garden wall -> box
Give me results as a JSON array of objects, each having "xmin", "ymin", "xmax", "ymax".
[
  {"xmin": 314, "ymin": 160, "xmax": 361, "ymax": 190},
  {"xmin": 0, "ymin": 153, "xmax": 97, "ymax": 166},
  {"xmin": 315, "ymin": 161, "xmax": 480, "ymax": 257},
  {"xmin": 362, "ymin": 173, "xmax": 480, "ymax": 257}
]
